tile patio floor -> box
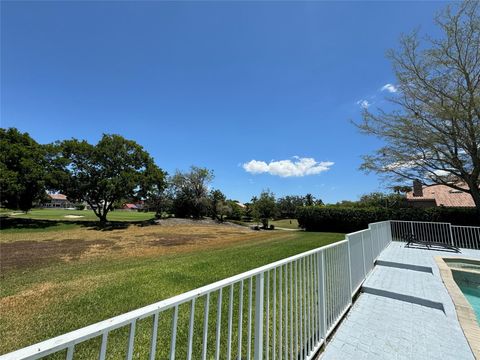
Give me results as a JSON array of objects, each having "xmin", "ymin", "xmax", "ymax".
[{"xmin": 320, "ymin": 242, "xmax": 480, "ymax": 360}]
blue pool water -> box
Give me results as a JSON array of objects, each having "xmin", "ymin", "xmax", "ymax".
[{"xmin": 458, "ymin": 282, "xmax": 480, "ymax": 325}]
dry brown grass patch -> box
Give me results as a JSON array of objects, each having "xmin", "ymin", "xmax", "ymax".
[{"xmin": 0, "ymin": 224, "xmax": 277, "ymax": 272}]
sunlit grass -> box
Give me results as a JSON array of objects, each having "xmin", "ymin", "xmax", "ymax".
[{"xmin": 0, "ymin": 222, "xmax": 344, "ymax": 357}]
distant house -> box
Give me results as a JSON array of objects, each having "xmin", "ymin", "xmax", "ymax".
[
  {"xmin": 135, "ymin": 200, "xmax": 145, "ymax": 210},
  {"xmin": 233, "ymin": 201, "xmax": 246, "ymax": 209},
  {"xmin": 122, "ymin": 203, "xmax": 139, "ymax": 211},
  {"xmin": 405, "ymin": 180, "xmax": 476, "ymax": 208},
  {"xmin": 43, "ymin": 193, "xmax": 75, "ymax": 209}
]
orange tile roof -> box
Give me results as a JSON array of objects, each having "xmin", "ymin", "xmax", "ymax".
[
  {"xmin": 123, "ymin": 203, "xmax": 138, "ymax": 209},
  {"xmin": 406, "ymin": 183, "xmax": 475, "ymax": 207},
  {"xmin": 48, "ymin": 193, "xmax": 68, "ymax": 201}
]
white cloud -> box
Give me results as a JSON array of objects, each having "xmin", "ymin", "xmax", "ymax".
[
  {"xmin": 381, "ymin": 83, "xmax": 397, "ymax": 93},
  {"xmin": 356, "ymin": 100, "xmax": 371, "ymax": 109},
  {"xmin": 242, "ymin": 157, "xmax": 334, "ymax": 177},
  {"xmin": 432, "ymin": 169, "xmax": 450, "ymax": 177}
]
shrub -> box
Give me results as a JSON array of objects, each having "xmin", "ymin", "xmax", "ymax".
[
  {"xmin": 296, "ymin": 206, "xmax": 480, "ymax": 233},
  {"xmin": 75, "ymin": 204, "xmax": 85, "ymax": 210}
]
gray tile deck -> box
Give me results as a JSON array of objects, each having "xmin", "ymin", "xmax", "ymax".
[{"xmin": 320, "ymin": 242, "xmax": 480, "ymax": 360}]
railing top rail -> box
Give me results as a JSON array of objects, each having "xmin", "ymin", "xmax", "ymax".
[
  {"xmin": 346, "ymin": 229, "xmax": 370, "ymax": 236},
  {"xmin": 367, "ymin": 221, "xmax": 390, "ymax": 226},
  {"xmin": 0, "ymin": 238, "xmax": 348, "ymax": 360},
  {"xmin": 389, "ymin": 220, "xmax": 451, "ymax": 225},
  {"xmin": 451, "ymin": 225, "xmax": 480, "ymax": 229}
]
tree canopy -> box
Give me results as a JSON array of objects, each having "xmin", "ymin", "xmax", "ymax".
[
  {"xmin": 0, "ymin": 128, "xmax": 49, "ymax": 211},
  {"xmin": 356, "ymin": 1, "xmax": 480, "ymax": 216},
  {"xmin": 208, "ymin": 189, "xmax": 232, "ymax": 222},
  {"xmin": 52, "ymin": 134, "xmax": 165, "ymax": 223},
  {"xmin": 252, "ymin": 190, "xmax": 277, "ymax": 228},
  {"xmin": 171, "ymin": 166, "xmax": 214, "ymax": 219}
]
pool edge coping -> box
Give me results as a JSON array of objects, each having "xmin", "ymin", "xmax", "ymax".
[{"xmin": 435, "ymin": 256, "xmax": 480, "ymax": 358}]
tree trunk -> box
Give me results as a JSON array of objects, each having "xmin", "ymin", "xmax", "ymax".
[
  {"xmin": 261, "ymin": 218, "xmax": 268, "ymax": 229},
  {"xmin": 99, "ymin": 213, "xmax": 108, "ymax": 225}
]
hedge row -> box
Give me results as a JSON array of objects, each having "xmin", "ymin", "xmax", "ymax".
[{"xmin": 296, "ymin": 206, "xmax": 480, "ymax": 233}]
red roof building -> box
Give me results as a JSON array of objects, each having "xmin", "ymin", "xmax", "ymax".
[
  {"xmin": 405, "ymin": 181, "xmax": 476, "ymax": 208},
  {"xmin": 122, "ymin": 203, "xmax": 138, "ymax": 210}
]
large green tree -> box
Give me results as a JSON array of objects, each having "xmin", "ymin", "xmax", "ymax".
[
  {"xmin": 252, "ymin": 190, "xmax": 277, "ymax": 228},
  {"xmin": 171, "ymin": 166, "xmax": 214, "ymax": 219},
  {"xmin": 356, "ymin": 1, "xmax": 480, "ymax": 216},
  {"xmin": 52, "ymin": 134, "xmax": 165, "ymax": 223},
  {"xmin": 276, "ymin": 195, "xmax": 306, "ymax": 218},
  {"xmin": 0, "ymin": 128, "xmax": 48, "ymax": 211}
]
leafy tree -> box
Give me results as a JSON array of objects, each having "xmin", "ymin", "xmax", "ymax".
[
  {"xmin": 0, "ymin": 128, "xmax": 48, "ymax": 211},
  {"xmin": 391, "ymin": 185, "xmax": 412, "ymax": 194},
  {"xmin": 276, "ymin": 195, "xmax": 305, "ymax": 218},
  {"xmin": 52, "ymin": 134, "xmax": 165, "ymax": 223},
  {"xmin": 171, "ymin": 166, "xmax": 214, "ymax": 219},
  {"xmin": 356, "ymin": 1, "xmax": 480, "ymax": 217},
  {"xmin": 252, "ymin": 190, "xmax": 277, "ymax": 228},
  {"xmin": 358, "ymin": 192, "xmax": 408, "ymax": 208},
  {"xmin": 304, "ymin": 193, "xmax": 323, "ymax": 206},
  {"xmin": 227, "ymin": 200, "xmax": 245, "ymax": 220},
  {"xmin": 209, "ymin": 189, "xmax": 232, "ymax": 221},
  {"xmin": 145, "ymin": 182, "xmax": 174, "ymax": 217},
  {"xmin": 243, "ymin": 202, "xmax": 254, "ymax": 221},
  {"xmin": 333, "ymin": 200, "xmax": 357, "ymax": 207},
  {"xmin": 331, "ymin": 192, "xmax": 407, "ymax": 209},
  {"xmin": 216, "ymin": 202, "xmax": 232, "ymax": 222}
]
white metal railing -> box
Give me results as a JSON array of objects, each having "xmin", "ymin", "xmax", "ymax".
[
  {"xmin": 390, "ymin": 220, "xmax": 480, "ymax": 250},
  {"xmin": 451, "ymin": 225, "xmax": 480, "ymax": 249},
  {"xmin": 0, "ymin": 221, "xmax": 392, "ymax": 360}
]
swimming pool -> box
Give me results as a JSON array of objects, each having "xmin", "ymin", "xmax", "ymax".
[
  {"xmin": 448, "ymin": 258, "xmax": 480, "ymax": 324},
  {"xmin": 449, "ymin": 256, "xmax": 480, "ymax": 322},
  {"xmin": 437, "ymin": 257, "xmax": 480, "ymax": 357},
  {"xmin": 457, "ymin": 279, "xmax": 480, "ymax": 325},
  {"xmin": 445, "ymin": 258, "xmax": 480, "ymax": 272}
]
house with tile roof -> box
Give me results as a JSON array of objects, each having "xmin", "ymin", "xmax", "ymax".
[
  {"xmin": 43, "ymin": 193, "xmax": 76, "ymax": 209},
  {"xmin": 405, "ymin": 180, "xmax": 476, "ymax": 208}
]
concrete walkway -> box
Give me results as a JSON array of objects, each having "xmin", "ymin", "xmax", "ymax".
[{"xmin": 320, "ymin": 242, "xmax": 480, "ymax": 360}]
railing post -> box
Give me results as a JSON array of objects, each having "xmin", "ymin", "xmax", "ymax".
[
  {"xmin": 448, "ymin": 223, "xmax": 455, "ymax": 247},
  {"xmin": 346, "ymin": 237, "xmax": 353, "ymax": 297},
  {"xmin": 387, "ymin": 221, "xmax": 392, "ymax": 244},
  {"xmin": 317, "ymin": 251, "xmax": 327, "ymax": 339},
  {"xmin": 360, "ymin": 232, "xmax": 366, "ymax": 278},
  {"xmin": 254, "ymin": 272, "xmax": 264, "ymax": 360}
]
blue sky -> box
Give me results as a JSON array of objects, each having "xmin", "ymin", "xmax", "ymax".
[{"xmin": 1, "ymin": 1, "xmax": 447, "ymax": 203}]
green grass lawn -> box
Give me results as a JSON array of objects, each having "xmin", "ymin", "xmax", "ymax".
[
  {"xmin": 232, "ymin": 218, "xmax": 300, "ymax": 230},
  {"xmin": 0, "ymin": 221, "xmax": 344, "ymax": 358},
  {"xmin": 270, "ymin": 218, "xmax": 300, "ymax": 229},
  {"xmin": 0, "ymin": 209, "xmax": 157, "ymax": 234},
  {"xmin": 2, "ymin": 208, "xmax": 156, "ymax": 222}
]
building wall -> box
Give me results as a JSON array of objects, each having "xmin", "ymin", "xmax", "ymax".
[{"xmin": 43, "ymin": 199, "xmax": 75, "ymax": 208}]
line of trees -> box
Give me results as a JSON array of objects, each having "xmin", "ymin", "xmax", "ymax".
[
  {"xmin": 0, "ymin": 128, "xmax": 245, "ymax": 223},
  {"xmin": 144, "ymin": 166, "xmax": 245, "ymax": 222},
  {"xmin": 0, "ymin": 130, "xmax": 325, "ymax": 227},
  {"xmin": 246, "ymin": 191, "xmax": 324, "ymax": 229},
  {"xmin": 1, "ymin": 128, "xmax": 167, "ymax": 223}
]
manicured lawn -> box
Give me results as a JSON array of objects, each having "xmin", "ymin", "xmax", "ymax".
[
  {"xmin": 0, "ymin": 220, "xmax": 344, "ymax": 358},
  {"xmin": 2, "ymin": 208, "xmax": 156, "ymax": 222},
  {"xmin": 270, "ymin": 218, "xmax": 300, "ymax": 229}
]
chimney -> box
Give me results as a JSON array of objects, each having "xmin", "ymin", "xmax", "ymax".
[{"xmin": 413, "ymin": 179, "xmax": 423, "ymax": 197}]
